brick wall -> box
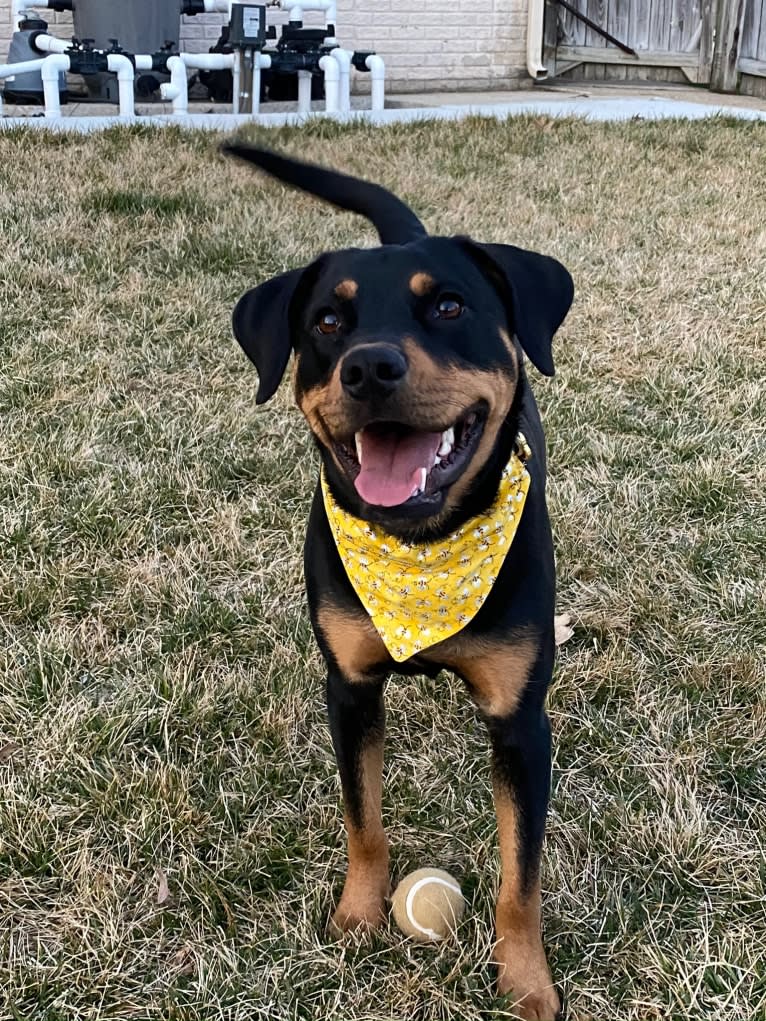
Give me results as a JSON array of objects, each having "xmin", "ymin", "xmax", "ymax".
[
  {"xmin": 0, "ymin": 1, "xmax": 530, "ymax": 93},
  {"xmin": 338, "ymin": 0, "xmax": 529, "ymax": 92}
]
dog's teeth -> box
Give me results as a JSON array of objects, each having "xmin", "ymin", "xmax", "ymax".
[
  {"xmin": 433, "ymin": 453, "xmax": 441, "ymax": 467},
  {"xmin": 438, "ymin": 427, "xmax": 454, "ymax": 458},
  {"xmin": 354, "ymin": 432, "xmax": 363, "ymax": 463},
  {"xmin": 409, "ymin": 468, "xmax": 427, "ymax": 499}
]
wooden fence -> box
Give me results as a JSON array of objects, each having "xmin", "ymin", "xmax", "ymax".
[{"xmin": 545, "ymin": 0, "xmax": 766, "ymax": 92}]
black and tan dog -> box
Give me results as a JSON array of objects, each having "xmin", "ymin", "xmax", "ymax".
[{"xmin": 223, "ymin": 143, "xmax": 573, "ymax": 1020}]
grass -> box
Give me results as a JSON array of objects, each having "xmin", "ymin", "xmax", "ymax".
[{"xmin": 0, "ymin": 113, "xmax": 764, "ymax": 1020}]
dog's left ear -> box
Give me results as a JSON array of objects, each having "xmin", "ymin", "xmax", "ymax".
[
  {"xmin": 232, "ymin": 267, "xmax": 306, "ymax": 404},
  {"xmin": 461, "ymin": 240, "xmax": 574, "ymax": 377}
]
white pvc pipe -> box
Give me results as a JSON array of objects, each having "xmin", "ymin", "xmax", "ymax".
[
  {"xmin": 366, "ymin": 53, "xmax": 385, "ymax": 112},
  {"xmin": 134, "ymin": 54, "xmax": 154, "ymax": 71},
  {"xmin": 11, "ymin": 0, "xmax": 67, "ymax": 25},
  {"xmin": 161, "ymin": 52, "xmax": 238, "ymax": 115},
  {"xmin": 31, "ymin": 34, "xmax": 70, "ymax": 56},
  {"xmin": 0, "ymin": 57, "xmax": 47, "ymax": 78},
  {"xmin": 329, "ymin": 47, "xmax": 351, "ymax": 113},
  {"xmin": 251, "ymin": 51, "xmax": 270, "ymax": 116},
  {"xmin": 232, "ymin": 48, "xmax": 241, "ymax": 115},
  {"xmin": 526, "ymin": 0, "xmax": 548, "ymax": 80},
  {"xmin": 161, "ymin": 55, "xmax": 187, "ymax": 113},
  {"xmin": 232, "ymin": 49, "xmax": 271, "ymax": 116},
  {"xmin": 106, "ymin": 52, "xmax": 135, "ymax": 117},
  {"xmin": 279, "ymin": 0, "xmax": 336, "ymax": 23},
  {"xmin": 318, "ymin": 53, "xmax": 339, "ymax": 114},
  {"xmin": 33, "ymin": 35, "xmax": 134, "ymax": 117},
  {"xmin": 177, "ymin": 52, "xmax": 235, "ymax": 72},
  {"xmin": 10, "ymin": 0, "xmax": 49, "ymax": 29},
  {"xmin": 297, "ymin": 69, "xmax": 312, "ymax": 114},
  {"xmin": 0, "ymin": 57, "xmax": 47, "ymax": 116},
  {"xmin": 40, "ymin": 52, "xmax": 69, "ymax": 118}
]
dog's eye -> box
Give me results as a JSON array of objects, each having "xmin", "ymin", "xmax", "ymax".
[
  {"xmin": 315, "ymin": 310, "xmax": 340, "ymax": 336},
  {"xmin": 434, "ymin": 296, "xmax": 464, "ymax": 320}
]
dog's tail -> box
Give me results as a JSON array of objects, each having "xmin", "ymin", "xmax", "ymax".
[{"xmin": 221, "ymin": 142, "xmax": 427, "ymax": 246}]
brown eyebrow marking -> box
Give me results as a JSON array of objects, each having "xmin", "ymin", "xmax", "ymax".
[
  {"xmin": 334, "ymin": 279, "xmax": 358, "ymax": 300},
  {"xmin": 409, "ymin": 272, "xmax": 435, "ymax": 296}
]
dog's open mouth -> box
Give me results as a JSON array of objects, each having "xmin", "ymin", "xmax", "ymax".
[{"xmin": 335, "ymin": 404, "xmax": 487, "ymax": 508}]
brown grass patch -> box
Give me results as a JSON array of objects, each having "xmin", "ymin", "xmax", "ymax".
[{"xmin": 0, "ymin": 115, "xmax": 763, "ymax": 1020}]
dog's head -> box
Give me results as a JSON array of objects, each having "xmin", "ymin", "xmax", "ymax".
[{"xmin": 224, "ymin": 144, "xmax": 573, "ymax": 536}]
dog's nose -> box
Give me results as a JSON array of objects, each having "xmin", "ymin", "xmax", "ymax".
[{"xmin": 340, "ymin": 344, "xmax": 408, "ymax": 401}]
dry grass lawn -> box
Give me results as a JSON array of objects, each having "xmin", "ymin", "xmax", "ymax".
[{"xmin": 0, "ymin": 114, "xmax": 764, "ymax": 1021}]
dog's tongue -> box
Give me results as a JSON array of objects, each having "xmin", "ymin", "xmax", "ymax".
[{"xmin": 354, "ymin": 427, "xmax": 442, "ymax": 507}]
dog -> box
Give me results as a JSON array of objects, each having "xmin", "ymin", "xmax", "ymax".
[{"xmin": 223, "ymin": 143, "xmax": 573, "ymax": 1021}]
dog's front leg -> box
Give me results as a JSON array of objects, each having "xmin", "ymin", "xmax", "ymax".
[
  {"xmin": 326, "ymin": 670, "xmax": 389, "ymax": 933},
  {"xmin": 486, "ymin": 701, "xmax": 560, "ymax": 1021}
]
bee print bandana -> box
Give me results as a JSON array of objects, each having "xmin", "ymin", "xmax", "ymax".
[{"xmin": 320, "ymin": 438, "xmax": 531, "ymax": 662}]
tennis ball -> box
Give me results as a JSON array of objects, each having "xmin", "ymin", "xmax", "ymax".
[{"xmin": 391, "ymin": 868, "xmax": 465, "ymax": 941}]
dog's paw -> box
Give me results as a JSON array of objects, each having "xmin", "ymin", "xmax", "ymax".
[
  {"xmin": 495, "ymin": 946, "xmax": 561, "ymax": 1020},
  {"xmin": 328, "ymin": 881, "xmax": 388, "ymax": 937},
  {"xmin": 498, "ymin": 986, "xmax": 561, "ymax": 1021}
]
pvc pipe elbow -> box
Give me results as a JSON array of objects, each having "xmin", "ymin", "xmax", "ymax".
[
  {"xmin": 40, "ymin": 52, "xmax": 69, "ymax": 81},
  {"xmin": 106, "ymin": 53, "xmax": 134, "ymax": 81},
  {"xmin": 329, "ymin": 47, "xmax": 351, "ymax": 113},
  {"xmin": 106, "ymin": 52, "xmax": 135, "ymax": 117},
  {"xmin": 166, "ymin": 55, "xmax": 189, "ymax": 114},
  {"xmin": 329, "ymin": 47, "xmax": 351, "ymax": 72},
  {"xmin": 365, "ymin": 53, "xmax": 385, "ymax": 76},
  {"xmin": 365, "ymin": 54, "xmax": 385, "ymax": 111},
  {"xmin": 318, "ymin": 53, "xmax": 339, "ymax": 82},
  {"xmin": 40, "ymin": 53, "xmax": 69, "ymax": 118},
  {"xmin": 319, "ymin": 53, "xmax": 340, "ymax": 113}
]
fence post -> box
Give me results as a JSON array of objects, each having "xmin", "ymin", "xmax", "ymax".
[
  {"xmin": 710, "ymin": 0, "xmax": 746, "ymax": 92},
  {"xmin": 699, "ymin": 0, "xmax": 718, "ymax": 83}
]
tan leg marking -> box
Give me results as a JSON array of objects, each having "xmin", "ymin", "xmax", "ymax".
[
  {"xmin": 316, "ymin": 604, "xmax": 389, "ymax": 682},
  {"xmin": 331, "ymin": 734, "xmax": 390, "ymax": 933},
  {"xmin": 494, "ymin": 788, "xmax": 560, "ymax": 1020},
  {"xmin": 409, "ymin": 271, "xmax": 435, "ymax": 296},
  {"xmin": 423, "ymin": 633, "xmax": 538, "ymax": 718},
  {"xmin": 334, "ymin": 278, "xmax": 358, "ymax": 300}
]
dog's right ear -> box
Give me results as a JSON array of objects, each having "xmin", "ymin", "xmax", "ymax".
[{"xmin": 232, "ymin": 267, "xmax": 305, "ymax": 404}]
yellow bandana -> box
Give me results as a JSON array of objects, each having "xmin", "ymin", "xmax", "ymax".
[{"xmin": 321, "ymin": 438, "xmax": 531, "ymax": 662}]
